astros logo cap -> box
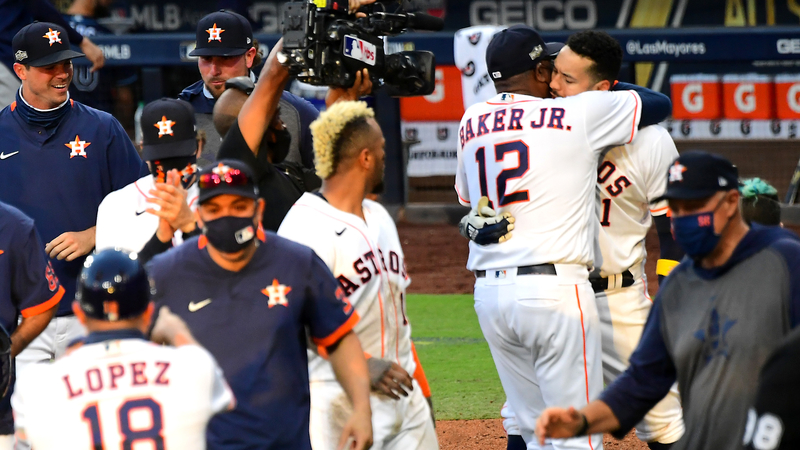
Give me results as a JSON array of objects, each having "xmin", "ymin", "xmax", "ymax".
[
  {"xmin": 12, "ymin": 22, "xmax": 85, "ymax": 67},
  {"xmin": 653, "ymin": 151, "xmax": 740, "ymax": 202},
  {"xmin": 141, "ymin": 98, "xmax": 198, "ymax": 162},
  {"xmin": 189, "ymin": 10, "xmax": 253, "ymax": 57}
]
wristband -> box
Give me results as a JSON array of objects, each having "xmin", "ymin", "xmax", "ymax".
[{"xmin": 575, "ymin": 413, "xmax": 589, "ymax": 437}]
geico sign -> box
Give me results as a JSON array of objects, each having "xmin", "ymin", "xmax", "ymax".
[
  {"xmin": 470, "ymin": 0, "xmax": 597, "ymax": 30},
  {"xmin": 777, "ymin": 39, "xmax": 800, "ymax": 54},
  {"xmin": 788, "ymin": 84, "xmax": 800, "ymax": 113},
  {"xmin": 734, "ymin": 84, "xmax": 757, "ymax": 113},
  {"xmin": 681, "ymin": 83, "xmax": 704, "ymax": 113}
]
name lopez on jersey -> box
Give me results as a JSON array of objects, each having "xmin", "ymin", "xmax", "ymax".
[
  {"xmin": 459, "ymin": 106, "xmax": 570, "ymax": 148},
  {"xmin": 63, "ymin": 361, "xmax": 171, "ymax": 398}
]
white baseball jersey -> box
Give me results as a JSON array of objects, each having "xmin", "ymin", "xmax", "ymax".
[
  {"xmin": 95, "ymin": 175, "xmax": 199, "ymax": 252},
  {"xmin": 453, "ymin": 25, "xmax": 503, "ymax": 109},
  {"xmin": 278, "ymin": 193, "xmax": 414, "ymax": 380},
  {"xmin": 12, "ymin": 338, "xmax": 234, "ymax": 450},
  {"xmin": 455, "ymin": 91, "xmax": 642, "ymax": 271},
  {"xmin": 594, "ymin": 125, "xmax": 677, "ymax": 276}
]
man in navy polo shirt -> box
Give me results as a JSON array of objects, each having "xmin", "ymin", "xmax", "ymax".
[
  {"xmin": 0, "ymin": 201, "xmax": 64, "ymax": 448},
  {"xmin": 179, "ymin": 10, "xmax": 318, "ymax": 168},
  {"xmin": 0, "ymin": 22, "xmax": 147, "ymax": 385},
  {"xmin": 147, "ymin": 159, "xmax": 373, "ymax": 450}
]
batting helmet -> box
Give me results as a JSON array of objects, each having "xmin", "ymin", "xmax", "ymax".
[{"xmin": 76, "ymin": 249, "xmax": 152, "ymax": 322}]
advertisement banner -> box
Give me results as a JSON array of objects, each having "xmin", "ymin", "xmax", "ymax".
[
  {"xmin": 664, "ymin": 119, "xmax": 800, "ymax": 140},
  {"xmin": 400, "ymin": 66, "xmax": 465, "ymax": 121},
  {"xmin": 402, "ymin": 121, "xmax": 460, "ymax": 177}
]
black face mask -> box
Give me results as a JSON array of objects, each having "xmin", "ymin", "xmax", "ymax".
[
  {"xmin": 150, "ymin": 156, "xmax": 198, "ymax": 189},
  {"xmin": 262, "ymin": 127, "xmax": 292, "ymax": 164},
  {"xmin": 202, "ymin": 215, "xmax": 257, "ymax": 254}
]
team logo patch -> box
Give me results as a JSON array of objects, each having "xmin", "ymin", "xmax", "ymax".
[
  {"xmin": 404, "ymin": 128, "xmax": 418, "ymax": 141},
  {"xmin": 718, "ymin": 176, "xmax": 728, "ymax": 187},
  {"xmin": 468, "ymin": 32, "xmax": 482, "ymax": 45},
  {"xmin": 43, "ymin": 28, "xmax": 61, "ymax": 46},
  {"xmin": 14, "ymin": 50, "xmax": 27, "ymax": 62},
  {"xmin": 66, "ymin": 135, "xmax": 90, "ymax": 158},
  {"xmin": 155, "ymin": 115, "xmax": 176, "ymax": 137},
  {"xmin": 206, "ymin": 23, "xmax": 224, "ymax": 42},
  {"xmin": 694, "ymin": 304, "xmax": 737, "ymax": 363},
  {"xmin": 343, "ymin": 35, "xmax": 376, "ymax": 66},
  {"xmin": 529, "ymin": 44, "xmax": 543, "ymax": 60},
  {"xmin": 462, "ymin": 61, "xmax": 475, "ymax": 77},
  {"xmin": 262, "ymin": 279, "xmax": 291, "ymax": 308},
  {"xmin": 668, "ymin": 162, "xmax": 686, "ymax": 182},
  {"xmin": 437, "ymin": 127, "xmax": 449, "ymax": 141},
  {"xmin": 491, "ymin": 71, "xmax": 502, "ymax": 79}
]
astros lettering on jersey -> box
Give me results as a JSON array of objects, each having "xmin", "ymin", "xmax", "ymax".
[{"xmin": 455, "ymin": 90, "xmax": 642, "ymax": 271}]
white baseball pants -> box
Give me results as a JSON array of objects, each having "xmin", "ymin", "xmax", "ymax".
[
  {"xmin": 309, "ymin": 379, "xmax": 438, "ymax": 450},
  {"xmin": 474, "ymin": 265, "xmax": 603, "ymax": 450}
]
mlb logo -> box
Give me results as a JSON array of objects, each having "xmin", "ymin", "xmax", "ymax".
[{"xmin": 343, "ymin": 35, "xmax": 376, "ymax": 66}]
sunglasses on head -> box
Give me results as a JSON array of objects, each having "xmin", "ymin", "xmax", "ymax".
[{"xmin": 197, "ymin": 167, "xmax": 252, "ymax": 190}]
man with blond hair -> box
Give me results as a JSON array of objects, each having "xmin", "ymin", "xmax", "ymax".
[{"xmin": 279, "ymin": 101, "xmax": 439, "ymax": 450}]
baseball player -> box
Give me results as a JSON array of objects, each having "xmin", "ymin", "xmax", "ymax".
[
  {"xmin": 0, "ymin": 21, "xmax": 147, "ymax": 389},
  {"xmin": 12, "ymin": 249, "xmax": 235, "ymax": 449},
  {"xmin": 278, "ymin": 101, "xmax": 438, "ymax": 450},
  {"xmin": 455, "ymin": 25, "xmax": 671, "ymax": 450},
  {"xmin": 454, "ymin": 25, "xmax": 503, "ymax": 108},
  {"xmin": 96, "ymin": 98, "xmax": 201, "ymax": 254},
  {"xmin": 0, "ymin": 201, "xmax": 64, "ymax": 448},
  {"xmin": 493, "ymin": 31, "xmax": 685, "ymax": 450},
  {"xmin": 179, "ymin": 10, "xmax": 318, "ymax": 168},
  {"xmin": 148, "ymin": 159, "xmax": 373, "ymax": 450},
  {"xmin": 535, "ymin": 152, "xmax": 800, "ymax": 450}
]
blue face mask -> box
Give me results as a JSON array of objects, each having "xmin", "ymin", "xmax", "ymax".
[{"xmin": 671, "ymin": 197, "xmax": 730, "ymax": 259}]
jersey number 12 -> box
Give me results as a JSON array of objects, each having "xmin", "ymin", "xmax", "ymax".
[
  {"xmin": 83, "ymin": 398, "xmax": 165, "ymax": 449},
  {"xmin": 475, "ymin": 140, "xmax": 530, "ymax": 208}
]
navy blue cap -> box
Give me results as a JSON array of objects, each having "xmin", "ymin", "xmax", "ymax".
[
  {"xmin": 189, "ymin": 10, "xmax": 253, "ymax": 57},
  {"xmin": 486, "ymin": 25, "xmax": 563, "ymax": 81},
  {"xmin": 654, "ymin": 151, "xmax": 740, "ymax": 202},
  {"xmin": 77, "ymin": 249, "xmax": 152, "ymax": 322},
  {"xmin": 197, "ymin": 159, "xmax": 259, "ymax": 203},
  {"xmin": 141, "ymin": 98, "xmax": 198, "ymax": 161},
  {"xmin": 12, "ymin": 22, "xmax": 84, "ymax": 67}
]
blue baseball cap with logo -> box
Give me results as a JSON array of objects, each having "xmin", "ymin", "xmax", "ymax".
[
  {"xmin": 654, "ymin": 151, "xmax": 740, "ymax": 202},
  {"xmin": 486, "ymin": 25, "xmax": 563, "ymax": 82},
  {"xmin": 12, "ymin": 22, "xmax": 84, "ymax": 67},
  {"xmin": 189, "ymin": 10, "xmax": 253, "ymax": 57}
]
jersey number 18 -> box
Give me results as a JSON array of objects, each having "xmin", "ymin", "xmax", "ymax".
[
  {"xmin": 83, "ymin": 398, "xmax": 165, "ymax": 449},
  {"xmin": 475, "ymin": 140, "xmax": 530, "ymax": 209}
]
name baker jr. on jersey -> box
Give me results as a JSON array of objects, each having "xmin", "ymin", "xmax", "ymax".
[{"xmin": 459, "ymin": 102, "xmax": 573, "ymax": 149}]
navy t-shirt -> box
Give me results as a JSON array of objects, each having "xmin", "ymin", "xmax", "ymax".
[
  {"xmin": 0, "ymin": 99, "xmax": 147, "ymax": 315},
  {"xmin": 0, "ymin": 201, "xmax": 64, "ymax": 433},
  {"xmin": 148, "ymin": 232, "xmax": 358, "ymax": 450}
]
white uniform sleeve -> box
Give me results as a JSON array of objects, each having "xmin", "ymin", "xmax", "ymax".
[
  {"xmin": 278, "ymin": 209, "xmax": 336, "ymax": 267},
  {"xmin": 94, "ymin": 194, "xmax": 115, "ymax": 251},
  {"xmin": 582, "ymin": 90, "xmax": 643, "ymax": 153},
  {"xmin": 181, "ymin": 345, "xmax": 235, "ymax": 414},
  {"xmin": 644, "ymin": 126, "xmax": 679, "ymax": 216},
  {"xmin": 11, "ymin": 375, "xmax": 30, "ymax": 445},
  {"xmin": 454, "ymin": 120, "xmax": 471, "ymax": 207}
]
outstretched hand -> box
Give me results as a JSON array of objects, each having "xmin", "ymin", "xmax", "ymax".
[
  {"xmin": 535, "ymin": 407, "xmax": 584, "ymax": 445},
  {"xmin": 326, "ymin": 69, "xmax": 373, "ymax": 108}
]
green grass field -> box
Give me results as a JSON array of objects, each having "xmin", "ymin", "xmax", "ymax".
[{"xmin": 406, "ymin": 294, "xmax": 505, "ymax": 420}]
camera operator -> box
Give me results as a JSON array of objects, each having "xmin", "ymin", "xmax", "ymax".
[
  {"xmin": 179, "ymin": 10, "xmax": 319, "ymax": 168},
  {"xmin": 217, "ymin": 38, "xmax": 372, "ymax": 232}
]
